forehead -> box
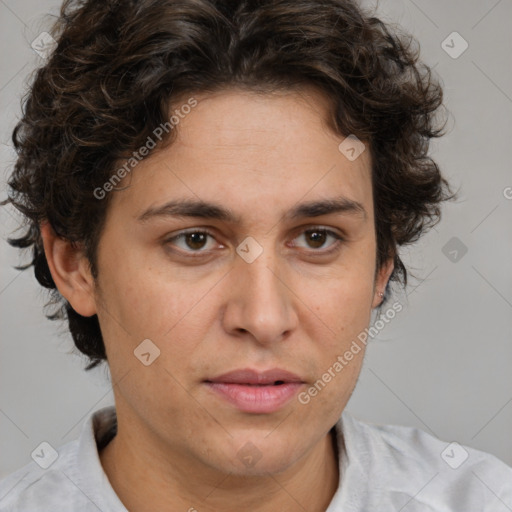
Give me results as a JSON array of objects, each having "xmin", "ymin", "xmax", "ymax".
[{"xmin": 107, "ymin": 87, "xmax": 373, "ymax": 224}]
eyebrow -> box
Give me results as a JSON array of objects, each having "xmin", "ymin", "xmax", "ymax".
[{"xmin": 136, "ymin": 196, "xmax": 367, "ymax": 224}]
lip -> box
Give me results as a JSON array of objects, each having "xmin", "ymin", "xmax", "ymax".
[
  {"xmin": 207, "ymin": 368, "xmax": 303, "ymax": 385},
  {"xmin": 204, "ymin": 368, "xmax": 305, "ymax": 414}
]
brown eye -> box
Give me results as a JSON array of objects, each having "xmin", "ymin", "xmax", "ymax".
[
  {"xmin": 305, "ymin": 229, "xmax": 328, "ymax": 249},
  {"xmin": 183, "ymin": 232, "xmax": 208, "ymax": 250},
  {"xmin": 293, "ymin": 227, "xmax": 344, "ymax": 252},
  {"xmin": 165, "ymin": 230, "xmax": 217, "ymax": 253}
]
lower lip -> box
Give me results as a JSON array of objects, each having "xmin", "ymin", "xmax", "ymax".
[{"xmin": 205, "ymin": 382, "xmax": 303, "ymax": 413}]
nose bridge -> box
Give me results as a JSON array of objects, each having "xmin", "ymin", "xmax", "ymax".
[
  {"xmin": 225, "ymin": 235, "xmax": 296, "ymax": 342},
  {"xmin": 244, "ymin": 249, "xmax": 284, "ymax": 302}
]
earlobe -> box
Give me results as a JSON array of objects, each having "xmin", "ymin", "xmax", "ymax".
[{"xmin": 40, "ymin": 221, "xmax": 97, "ymax": 317}]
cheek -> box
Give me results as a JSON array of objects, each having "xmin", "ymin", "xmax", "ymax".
[
  {"xmin": 95, "ymin": 263, "xmax": 225, "ymax": 397},
  {"xmin": 96, "ymin": 250, "xmax": 205, "ymax": 342},
  {"xmin": 296, "ymin": 259, "xmax": 374, "ymax": 404},
  {"xmin": 112, "ymin": 360, "xmax": 213, "ymax": 445},
  {"xmin": 295, "ymin": 347, "xmax": 365, "ymax": 438},
  {"xmin": 302, "ymin": 271, "xmax": 374, "ymax": 344}
]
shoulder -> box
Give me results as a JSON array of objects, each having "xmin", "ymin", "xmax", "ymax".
[
  {"xmin": 0, "ymin": 406, "xmax": 119, "ymax": 512},
  {"xmin": 0, "ymin": 439, "xmax": 83, "ymax": 512},
  {"xmin": 339, "ymin": 412, "xmax": 512, "ymax": 510}
]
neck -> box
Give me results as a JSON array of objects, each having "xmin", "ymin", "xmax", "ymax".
[{"xmin": 99, "ymin": 418, "xmax": 340, "ymax": 512}]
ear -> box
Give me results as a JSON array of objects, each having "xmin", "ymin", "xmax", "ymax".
[
  {"xmin": 371, "ymin": 256, "xmax": 394, "ymax": 309},
  {"xmin": 40, "ymin": 221, "xmax": 97, "ymax": 317}
]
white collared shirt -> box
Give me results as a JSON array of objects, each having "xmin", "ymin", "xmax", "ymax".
[{"xmin": 1, "ymin": 406, "xmax": 511, "ymax": 511}]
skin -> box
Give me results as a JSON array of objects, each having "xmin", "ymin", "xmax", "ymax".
[{"xmin": 41, "ymin": 86, "xmax": 394, "ymax": 512}]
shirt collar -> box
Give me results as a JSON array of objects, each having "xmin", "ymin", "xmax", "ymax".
[{"xmin": 75, "ymin": 405, "xmax": 127, "ymax": 511}]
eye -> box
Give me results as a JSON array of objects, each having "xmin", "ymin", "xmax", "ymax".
[
  {"xmin": 164, "ymin": 229, "xmax": 218, "ymax": 254},
  {"xmin": 291, "ymin": 227, "xmax": 345, "ymax": 253},
  {"xmin": 164, "ymin": 226, "xmax": 345, "ymax": 257}
]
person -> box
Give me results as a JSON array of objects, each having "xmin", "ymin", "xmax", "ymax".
[{"xmin": 1, "ymin": 0, "xmax": 511, "ymax": 510}]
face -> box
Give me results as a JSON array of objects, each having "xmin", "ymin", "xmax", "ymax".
[{"xmin": 52, "ymin": 87, "xmax": 393, "ymax": 476}]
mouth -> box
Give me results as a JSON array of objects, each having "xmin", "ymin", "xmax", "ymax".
[{"xmin": 203, "ymin": 368, "xmax": 305, "ymax": 413}]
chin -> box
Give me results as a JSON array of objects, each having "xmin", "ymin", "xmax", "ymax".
[{"xmin": 208, "ymin": 436, "xmax": 300, "ymax": 477}]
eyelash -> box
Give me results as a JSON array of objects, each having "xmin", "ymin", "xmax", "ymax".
[{"xmin": 164, "ymin": 226, "xmax": 345, "ymax": 257}]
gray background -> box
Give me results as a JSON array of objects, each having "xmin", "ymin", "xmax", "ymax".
[{"xmin": 1, "ymin": 0, "xmax": 511, "ymax": 478}]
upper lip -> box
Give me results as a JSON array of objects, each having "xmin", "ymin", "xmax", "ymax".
[{"xmin": 205, "ymin": 368, "xmax": 304, "ymax": 385}]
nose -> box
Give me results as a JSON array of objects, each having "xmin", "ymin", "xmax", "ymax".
[{"xmin": 222, "ymin": 243, "xmax": 298, "ymax": 346}]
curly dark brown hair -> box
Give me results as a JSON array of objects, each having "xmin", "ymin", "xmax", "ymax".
[{"xmin": 2, "ymin": 0, "xmax": 456, "ymax": 370}]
